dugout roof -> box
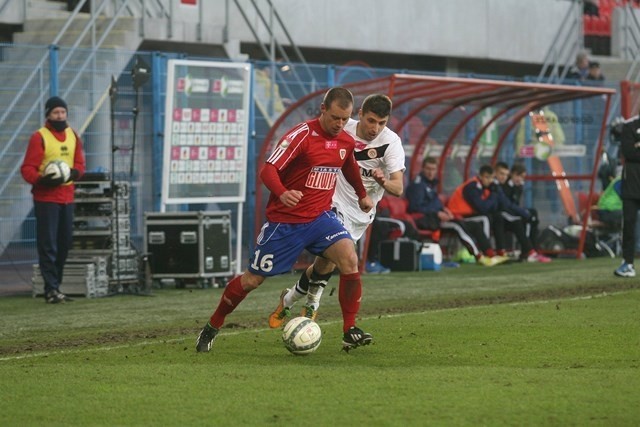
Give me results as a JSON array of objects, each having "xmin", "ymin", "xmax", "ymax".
[{"xmin": 257, "ymin": 74, "xmax": 616, "ymax": 258}]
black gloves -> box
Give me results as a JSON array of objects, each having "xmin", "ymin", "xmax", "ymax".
[
  {"xmin": 38, "ymin": 173, "xmax": 65, "ymax": 187},
  {"xmin": 67, "ymin": 168, "xmax": 80, "ymax": 183},
  {"xmin": 38, "ymin": 168, "xmax": 79, "ymax": 186}
]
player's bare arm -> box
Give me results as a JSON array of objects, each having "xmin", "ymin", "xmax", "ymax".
[{"xmin": 373, "ymin": 169, "xmax": 403, "ymax": 197}]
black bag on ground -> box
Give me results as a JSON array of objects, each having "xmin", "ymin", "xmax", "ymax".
[
  {"xmin": 379, "ymin": 238, "xmax": 421, "ymax": 271},
  {"xmin": 538, "ymin": 225, "xmax": 608, "ymax": 258}
]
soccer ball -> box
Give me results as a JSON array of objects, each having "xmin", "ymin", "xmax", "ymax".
[
  {"xmin": 282, "ymin": 317, "xmax": 322, "ymax": 355},
  {"xmin": 43, "ymin": 160, "xmax": 71, "ymax": 182}
]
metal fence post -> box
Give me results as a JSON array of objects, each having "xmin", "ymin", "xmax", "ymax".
[
  {"xmin": 151, "ymin": 51, "xmax": 164, "ymax": 212},
  {"xmin": 49, "ymin": 44, "xmax": 59, "ymax": 97}
]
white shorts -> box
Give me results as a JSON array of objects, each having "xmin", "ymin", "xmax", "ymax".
[{"xmin": 333, "ymin": 207, "xmax": 371, "ymax": 242}]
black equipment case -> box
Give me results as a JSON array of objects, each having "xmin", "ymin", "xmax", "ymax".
[
  {"xmin": 379, "ymin": 238, "xmax": 421, "ymax": 272},
  {"xmin": 144, "ymin": 211, "xmax": 232, "ymax": 283}
]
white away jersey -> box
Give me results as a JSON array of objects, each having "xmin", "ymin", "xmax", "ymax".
[{"xmin": 332, "ymin": 118, "xmax": 406, "ymax": 227}]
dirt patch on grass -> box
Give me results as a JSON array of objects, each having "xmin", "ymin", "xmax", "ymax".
[{"xmin": 1, "ymin": 281, "xmax": 637, "ymax": 356}]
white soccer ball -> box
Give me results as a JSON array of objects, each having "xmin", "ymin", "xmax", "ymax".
[
  {"xmin": 282, "ymin": 317, "xmax": 322, "ymax": 355},
  {"xmin": 43, "ymin": 160, "xmax": 71, "ymax": 182}
]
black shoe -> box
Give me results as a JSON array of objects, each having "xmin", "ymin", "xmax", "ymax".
[
  {"xmin": 342, "ymin": 326, "xmax": 373, "ymax": 352},
  {"xmin": 196, "ymin": 324, "xmax": 219, "ymax": 353},
  {"xmin": 45, "ymin": 290, "xmax": 73, "ymax": 304}
]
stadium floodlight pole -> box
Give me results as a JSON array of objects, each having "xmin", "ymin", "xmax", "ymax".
[{"xmin": 109, "ymin": 74, "xmax": 121, "ymax": 293}]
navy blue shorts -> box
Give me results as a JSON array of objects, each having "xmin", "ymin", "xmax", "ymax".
[{"xmin": 248, "ymin": 210, "xmax": 352, "ymax": 276}]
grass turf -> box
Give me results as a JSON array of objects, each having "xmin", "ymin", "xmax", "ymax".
[{"xmin": 0, "ymin": 258, "xmax": 639, "ymax": 426}]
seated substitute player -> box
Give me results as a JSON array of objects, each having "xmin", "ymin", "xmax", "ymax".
[
  {"xmin": 494, "ymin": 162, "xmax": 550, "ymax": 262},
  {"xmin": 195, "ymin": 87, "xmax": 374, "ymax": 353},
  {"xmin": 446, "ymin": 164, "xmax": 510, "ymax": 266},
  {"xmin": 406, "ymin": 156, "xmax": 503, "ymax": 266},
  {"xmin": 268, "ymin": 94, "xmax": 405, "ymax": 327},
  {"xmin": 497, "ymin": 162, "xmax": 541, "ymax": 248}
]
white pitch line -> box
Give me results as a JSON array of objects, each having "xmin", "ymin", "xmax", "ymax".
[{"xmin": 0, "ymin": 289, "xmax": 632, "ymax": 362}]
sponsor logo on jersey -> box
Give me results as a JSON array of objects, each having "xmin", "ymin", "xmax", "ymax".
[
  {"xmin": 339, "ymin": 149, "xmax": 346, "ymax": 159},
  {"xmin": 325, "ymin": 140, "xmax": 337, "ymax": 149},
  {"xmin": 305, "ymin": 166, "xmax": 339, "ymax": 190}
]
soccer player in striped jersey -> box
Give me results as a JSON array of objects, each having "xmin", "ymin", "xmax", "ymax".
[
  {"xmin": 196, "ymin": 87, "xmax": 375, "ymax": 353},
  {"xmin": 269, "ymin": 94, "xmax": 405, "ymax": 333}
]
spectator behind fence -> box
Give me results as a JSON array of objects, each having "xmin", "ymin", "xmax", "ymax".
[
  {"xmin": 583, "ymin": 0, "xmax": 599, "ymax": 16},
  {"xmin": 566, "ymin": 50, "xmax": 590, "ymax": 81},
  {"xmin": 586, "ymin": 61, "xmax": 605, "ymax": 83}
]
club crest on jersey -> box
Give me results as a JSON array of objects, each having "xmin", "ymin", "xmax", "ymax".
[
  {"xmin": 339, "ymin": 149, "xmax": 346, "ymax": 159},
  {"xmin": 367, "ymin": 148, "xmax": 377, "ymax": 159},
  {"xmin": 325, "ymin": 140, "xmax": 337, "ymax": 149},
  {"xmin": 305, "ymin": 166, "xmax": 339, "ymax": 190}
]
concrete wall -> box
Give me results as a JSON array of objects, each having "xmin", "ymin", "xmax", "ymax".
[
  {"xmin": 1, "ymin": 0, "xmax": 577, "ymax": 65},
  {"xmin": 0, "ymin": 0, "xmax": 24, "ymax": 24},
  {"xmin": 210, "ymin": 0, "xmax": 575, "ymax": 64}
]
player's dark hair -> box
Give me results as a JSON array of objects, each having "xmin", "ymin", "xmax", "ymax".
[
  {"xmin": 479, "ymin": 164, "xmax": 493, "ymax": 175},
  {"xmin": 510, "ymin": 163, "xmax": 527, "ymax": 175},
  {"xmin": 322, "ymin": 87, "xmax": 354, "ymax": 110},
  {"xmin": 495, "ymin": 161, "xmax": 509, "ymax": 171},
  {"xmin": 361, "ymin": 94, "xmax": 392, "ymax": 118},
  {"xmin": 423, "ymin": 156, "xmax": 437, "ymax": 166}
]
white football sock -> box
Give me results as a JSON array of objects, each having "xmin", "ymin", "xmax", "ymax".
[
  {"xmin": 306, "ymin": 284, "xmax": 325, "ymax": 310},
  {"xmin": 283, "ymin": 283, "xmax": 306, "ymax": 308}
]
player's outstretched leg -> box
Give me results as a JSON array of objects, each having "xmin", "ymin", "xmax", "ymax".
[
  {"xmin": 338, "ymin": 271, "xmax": 373, "ymax": 352},
  {"xmin": 196, "ymin": 323, "xmax": 219, "ymax": 353},
  {"xmin": 196, "ymin": 274, "xmax": 249, "ymax": 352},
  {"xmin": 268, "ymin": 266, "xmax": 318, "ymax": 328},
  {"xmin": 268, "ymin": 288, "xmax": 292, "ymax": 329},
  {"xmin": 301, "ymin": 268, "xmax": 333, "ymax": 320}
]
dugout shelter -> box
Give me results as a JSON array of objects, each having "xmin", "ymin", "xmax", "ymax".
[{"xmin": 256, "ymin": 74, "xmax": 616, "ymax": 260}]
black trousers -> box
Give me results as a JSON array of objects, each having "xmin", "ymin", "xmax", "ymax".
[
  {"xmin": 622, "ymin": 198, "xmax": 640, "ymax": 264},
  {"xmin": 494, "ymin": 211, "xmax": 533, "ymax": 255},
  {"xmin": 35, "ymin": 201, "xmax": 74, "ymax": 294},
  {"xmin": 458, "ymin": 215, "xmax": 493, "ymax": 255}
]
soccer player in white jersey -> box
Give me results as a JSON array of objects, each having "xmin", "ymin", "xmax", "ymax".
[{"xmin": 269, "ymin": 94, "xmax": 405, "ymax": 327}]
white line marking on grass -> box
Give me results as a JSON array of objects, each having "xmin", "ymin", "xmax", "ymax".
[{"xmin": 0, "ymin": 289, "xmax": 632, "ymax": 362}]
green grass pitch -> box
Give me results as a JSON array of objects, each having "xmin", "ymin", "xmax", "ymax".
[{"xmin": 0, "ymin": 258, "xmax": 639, "ymax": 426}]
